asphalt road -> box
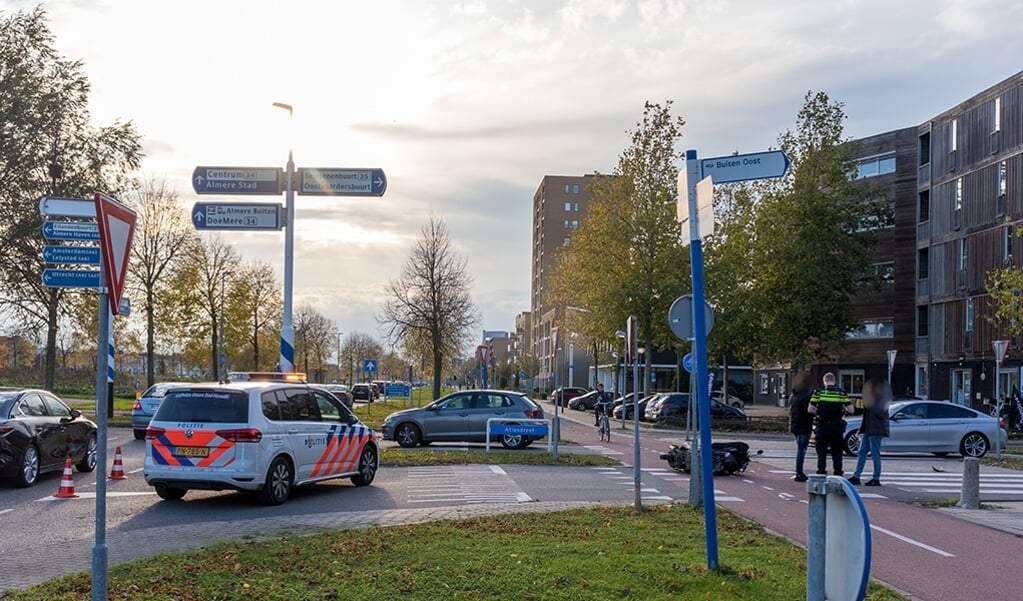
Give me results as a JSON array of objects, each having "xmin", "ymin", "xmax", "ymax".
[{"xmin": 3, "ymin": 409, "xmax": 1023, "ymax": 599}]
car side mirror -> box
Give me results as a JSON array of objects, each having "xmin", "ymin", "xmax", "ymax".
[{"xmin": 69, "ymin": 409, "xmax": 82, "ymax": 419}]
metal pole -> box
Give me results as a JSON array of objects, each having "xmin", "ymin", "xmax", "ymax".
[
  {"xmin": 996, "ymin": 359, "xmax": 1003, "ymax": 458},
  {"xmin": 92, "ymin": 267, "xmax": 109, "ymax": 601},
  {"xmin": 632, "ymin": 324, "xmax": 641, "ymax": 508},
  {"xmin": 806, "ymin": 475, "xmax": 827, "ymax": 601},
  {"xmin": 274, "ymin": 102, "xmax": 295, "ymax": 372},
  {"xmin": 552, "ymin": 346, "xmax": 559, "ymax": 461},
  {"xmin": 684, "ymin": 149, "xmax": 719, "ymax": 569},
  {"xmin": 568, "ymin": 343, "xmax": 574, "ymax": 388}
]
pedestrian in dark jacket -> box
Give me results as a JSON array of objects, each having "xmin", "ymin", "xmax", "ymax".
[
  {"xmin": 810, "ymin": 372, "xmax": 853, "ymax": 476},
  {"xmin": 788, "ymin": 373, "xmax": 813, "ymax": 482},
  {"xmin": 848, "ymin": 378, "xmax": 890, "ymax": 486}
]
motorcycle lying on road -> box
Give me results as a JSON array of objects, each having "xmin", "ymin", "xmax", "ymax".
[{"xmin": 659, "ymin": 441, "xmax": 761, "ymax": 476}]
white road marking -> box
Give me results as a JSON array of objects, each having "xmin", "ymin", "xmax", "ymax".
[
  {"xmin": 870, "ymin": 524, "xmax": 955, "ymax": 557},
  {"xmin": 38, "ymin": 491, "xmax": 155, "ymax": 501}
]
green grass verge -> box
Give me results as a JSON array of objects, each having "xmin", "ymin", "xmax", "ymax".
[{"xmin": 3, "ymin": 504, "xmax": 907, "ymax": 601}]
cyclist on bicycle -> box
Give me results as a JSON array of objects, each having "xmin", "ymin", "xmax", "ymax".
[{"xmin": 593, "ymin": 383, "xmax": 614, "ymax": 427}]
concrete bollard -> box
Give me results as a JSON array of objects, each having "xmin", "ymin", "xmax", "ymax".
[{"xmin": 959, "ymin": 457, "xmax": 980, "ymax": 509}]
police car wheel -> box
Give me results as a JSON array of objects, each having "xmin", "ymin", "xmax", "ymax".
[
  {"xmin": 155, "ymin": 485, "xmax": 187, "ymax": 501},
  {"xmin": 351, "ymin": 446, "xmax": 378, "ymax": 487},
  {"xmin": 259, "ymin": 456, "xmax": 293, "ymax": 505}
]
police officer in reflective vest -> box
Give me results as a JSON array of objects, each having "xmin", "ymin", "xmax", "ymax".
[{"xmin": 810, "ymin": 372, "xmax": 854, "ymax": 476}]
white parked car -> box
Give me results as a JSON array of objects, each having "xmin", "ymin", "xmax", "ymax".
[{"xmin": 144, "ymin": 379, "xmax": 378, "ymax": 505}]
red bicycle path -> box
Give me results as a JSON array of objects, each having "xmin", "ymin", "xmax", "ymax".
[{"xmin": 551, "ymin": 412, "xmax": 1023, "ymax": 601}]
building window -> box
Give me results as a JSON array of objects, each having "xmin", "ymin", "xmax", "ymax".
[
  {"xmin": 1005, "ymin": 225, "xmax": 1013, "ymax": 261},
  {"xmin": 563, "ymin": 236, "xmax": 571, "ymax": 245},
  {"xmin": 839, "ymin": 371, "xmax": 865, "ymax": 397},
  {"xmin": 759, "ymin": 374, "xmax": 768, "ymax": 394},
  {"xmin": 994, "ymin": 97, "xmax": 1001, "ymax": 132},
  {"xmin": 951, "ymin": 118, "xmax": 957, "ymax": 151},
  {"xmin": 574, "ymin": 202, "xmax": 580, "ymax": 212},
  {"xmin": 918, "ymin": 132, "xmax": 930, "ymax": 166},
  {"xmin": 571, "ymin": 220, "xmax": 579, "ymax": 229},
  {"xmin": 564, "ymin": 202, "xmax": 571, "ymax": 211},
  {"xmin": 572, "ymin": 184, "xmax": 580, "ymax": 194},
  {"xmin": 959, "ymin": 238, "xmax": 968, "ymax": 270},
  {"xmin": 955, "ymin": 178, "xmax": 963, "ymax": 211},
  {"xmin": 846, "ymin": 319, "xmax": 894, "ymax": 339},
  {"xmin": 918, "ymin": 190, "xmax": 929, "ymax": 223},
  {"xmin": 966, "ymin": 298, "xmax": 974, "ymax": 333},
  {"xmin": 563, "ymin": 220, "xmax": 569, "ymax": 229},
  {"xmin": 874, "ymin": 262, "xmax": 895, "ymax": 286},
  {"xmin": 854, "ymin": 153, "xmax": 896, "ymax": 179},
  {"xmin": 564, "ymin": 184, "xmax": 570, "ymax": 194},
  {"xmin": 917, "ymin": 248, "xmax": 929, "ymax": 279},
  {"xmin": 917, "ymin": 305, "xmax": 928, "ymax": 337},
  {"xmin": 999, "ymin": 160, "xmax": 1007, "ymax": 197}
]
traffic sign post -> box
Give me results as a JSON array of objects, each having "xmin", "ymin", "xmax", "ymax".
[
  {"xmin": 43, "ymin": 246, "xmax": 100, "ymax": 265},
  {"xmin": 43, "ymin": 268, "xmax": 101, "ymax": 288},
  {"xmin": 678, "ymin": 147, "xmax": 790, "ymax": 571},
  {"xmin": 192, "ymin": 166, "xmax": 283, "ymax": 195},
  {"xmin": 42, "ymin": 221, "xmax": 99, "ymax": 241},
  {"xmin": 191, "ymin": 202, "xmax": 284, "ymax": 230},
  {"xmin": 93, "ymin": 192, "xmax": 137, "ymax": 315},
  {"xmin": 699, "ymin": 150, "xmax": 790, "ymax": 184},
  {"xmin": 298, "ymin": 168, "xmax": 387, "ymax": 196}
]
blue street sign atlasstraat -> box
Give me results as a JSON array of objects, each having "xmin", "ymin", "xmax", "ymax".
[
  {"xmin": 700, "ymin": 150, "xmax": 790, "ymax": 184},
  {"xmin": 192, "ymin": 166, "xmax": 283, "ymax": 195},
  {"xmin": 42, "ymin": 221, "xmax": 99, "ymax": 241},
  {"xmin": 298, "ymin": 168, "xmax": 387, "ymax": 196},
  {"xmin": 43, "ymin": 268, "xmax": 101, "ymax": 289},
  {"xmin": 43, "ymin": 246, "xmax": 100, "ymax": 265},
  {"xmin": 191, "ymin": 202, "xmax": 283, "ymax": 230}
]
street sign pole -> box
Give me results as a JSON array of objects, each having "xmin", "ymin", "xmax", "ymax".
[
  {"xmin": 91, "ymin": 259, "xmax": 109, "ymax": 601},
  {"xmin": 681, "ymin": 149, "xmax": 719, "ymax": 569},
  {"xmin": 280, "ymin": 132, "xmax": 296, "ymax": 373}
]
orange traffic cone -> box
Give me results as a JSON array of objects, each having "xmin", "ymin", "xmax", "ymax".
[
  {"xmin": 108, "ymin": 446, "xmax": 127, "ymax": 480},
  {"xmin": 53, "ymin": 458, "xmax": 79, "ymax": 498}
]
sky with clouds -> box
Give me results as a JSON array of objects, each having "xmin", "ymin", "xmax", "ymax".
[{"xmin": 8, "ymin": 0, "xmax": 1023, "ymax": 353}]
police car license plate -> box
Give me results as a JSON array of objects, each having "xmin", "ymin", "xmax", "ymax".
[{"xmin": 174, "ymin": 446, "xmax": 209, "ymax": 457}]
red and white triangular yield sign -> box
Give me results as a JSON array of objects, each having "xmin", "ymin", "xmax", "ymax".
[{"xmin": 93, "ymin": 192, "xmax": 137, "ymax": 315}]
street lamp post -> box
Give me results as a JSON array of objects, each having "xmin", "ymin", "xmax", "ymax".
[
  {"xmin": 273, "ymin": 101, "xmax": 296, "ymax": 372},
  {"xmin": 341, "ymin": 331, "xmax": 349, "ymax": 382},
  {"xmin": 219, "ymin": 270, "xmax": 230, "ymax": 381}
]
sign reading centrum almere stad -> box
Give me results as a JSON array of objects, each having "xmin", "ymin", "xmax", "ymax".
[
  {"xmin": 192, "ymin": 166, "xmax": 284, "ymax": 195},
  {"xmin": 298, "ymin": 167, "xmax": 387, "ymax": 196}
]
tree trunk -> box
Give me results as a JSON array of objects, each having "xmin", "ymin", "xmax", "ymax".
[
  {"xmin": 44, "ymin": 288, "xmax": 58, "ymax": 390},
  {"xmin": 146, "ymin": 287, "xmax": 156, "ymax": 388}
]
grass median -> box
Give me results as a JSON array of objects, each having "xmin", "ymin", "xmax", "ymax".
[{"xmin": 4, "ymin": 504, "xmax": 906, "ymax": 601}]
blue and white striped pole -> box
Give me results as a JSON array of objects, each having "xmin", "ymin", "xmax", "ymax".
[{"xmin": 275, "ymin": 102, "xmax": 296, "ymax": 373}]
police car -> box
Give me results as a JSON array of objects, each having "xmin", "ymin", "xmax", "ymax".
[{"xmin": 143, "ymin": 373, "xmax": 378, "ymax": 505}]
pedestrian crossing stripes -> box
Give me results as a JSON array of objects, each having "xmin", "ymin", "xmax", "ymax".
[
  {"xmin": 767, "ymin": 469, "xmax": 1023, "ymax": 495},
  {"xmin": 581, "ymin": 444, "xmax": 624, "ymax": 455},
  {"xmin": 407, "ymin": 465, "xmax": 531, "ymax": 504},
  {"xmin": 590, "ymin": 467, "xmax": 746, "ymax": 502}
]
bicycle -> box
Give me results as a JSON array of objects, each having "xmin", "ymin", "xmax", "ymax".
[{"xmin": 598, "ymin": 411, "xmax": 611, "ymax": 442}]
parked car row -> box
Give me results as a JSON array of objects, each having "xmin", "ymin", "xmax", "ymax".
[{"xmin": 558, "ymin": 389, "xmax": 748, "ymax": 424}]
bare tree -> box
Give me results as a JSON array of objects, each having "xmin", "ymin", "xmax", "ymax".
[
  {"xmin": 379, "ymin": 217, "xmax": 479, "ymax": 399},
  {"xmin": 125, "ymin": 177, "xmax": 197, "ymax": 387},
  {"xmin": 233, "ymin": 261, "xmax": 281, "ymax": 371},
  {"xmin": 168, "ymin": 235, "xmax": 240, "ymax": 379},
  {"xmin": 294, "ymin": 304, "xmax": 335, "ymax": 382}
]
